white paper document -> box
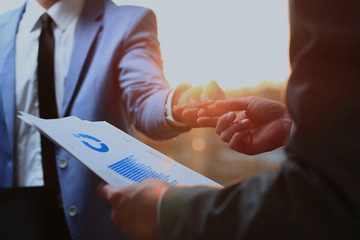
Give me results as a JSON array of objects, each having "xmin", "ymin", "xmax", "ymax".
[{"xmin": 19, "ymin": 112, "xmax": 222, "ymax": 188}]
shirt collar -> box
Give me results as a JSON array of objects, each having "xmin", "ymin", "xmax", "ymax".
[
  {"xmin": 21, "ymin": 0, "xmax": 45, "ymax": 32},
  {"xmin": 22, "ymin": 0, "xmax": 84, "ymax": 33},
  {"xmin": 47, "ymin": 0, "xmax": 84, "ymax": 32}
]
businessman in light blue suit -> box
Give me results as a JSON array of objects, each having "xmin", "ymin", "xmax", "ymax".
[{"xmin": 0, "ymin": 0, "xmax": 224, "ymax": 239}]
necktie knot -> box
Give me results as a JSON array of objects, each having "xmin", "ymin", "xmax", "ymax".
[{"xmin": 39, "ymin": 13, "xmax": 53, "ymax": 28}]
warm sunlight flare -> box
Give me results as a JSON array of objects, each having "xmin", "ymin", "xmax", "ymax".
[
  {"xmin": 115, "ymin": 0, "xmax": 291, "ymax": 90},
  {"xmin": 0, "ymin": 0, "xmax": 290, "ymax": 90}
]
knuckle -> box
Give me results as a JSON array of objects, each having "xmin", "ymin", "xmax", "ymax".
[
  {"xmin": 108, "ymin": 194, "xmax": 119, "ymax": 205},
  {"xmin": 229, "ymin": 141, "xmax": 239, "ymax": 151},
  {"xmin": 111, "ymin": 212, "xmax": 121, "ymax": 224},
  {"xmin": 220, "ymin": 133, "xmax": 229, "ymax": 142}
]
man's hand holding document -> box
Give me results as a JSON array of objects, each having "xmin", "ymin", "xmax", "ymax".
[{"xmin": 19, "ymin": 112, "xmax": 221, "ymax": 188}]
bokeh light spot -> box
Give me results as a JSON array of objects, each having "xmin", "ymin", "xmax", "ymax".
[{"xmin": 192, "ymin": 137, "xmax": 206, "ymax": 151}]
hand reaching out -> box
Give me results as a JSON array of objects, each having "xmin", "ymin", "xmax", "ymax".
[
  {"xmin": 171, "ymin": 80, "xmax": 226, "ymax": 127},
  {"xmin": 97, "ymin": 179, "xmax": 169, "ymax": 240},
  {"xmin": 198, "ymin": 96, "xmax": 293, "ymax": 155}
]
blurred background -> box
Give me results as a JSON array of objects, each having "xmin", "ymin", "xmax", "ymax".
[{"xmin": 0, "ymin": 0, "xmax": 290, "ymax": 185}]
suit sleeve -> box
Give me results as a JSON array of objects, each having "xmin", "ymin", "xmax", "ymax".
[
  {"xmin": 160, "ymin": 157, "xmax": 360, "ymax": 240},
  {"xmin": 116, "ymin": 8, "xmax": 188, "ymax": 140},
  {"xmin": 159, "ymin": 0, "xmax": 360, "ymax": 239}
]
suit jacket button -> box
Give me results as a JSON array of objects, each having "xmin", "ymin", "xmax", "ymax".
[
  {"xmin": 68, "ymin": 205, "xmax": 78, "ymax": 216},
  {"xmin": 59, "ymin": 158, "xmax": 68, "ymax": 169}
]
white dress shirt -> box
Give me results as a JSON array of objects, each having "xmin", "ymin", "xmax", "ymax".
[{"xmin": 15, "ymin": 0, "xmax": 84, "ymax": 186}]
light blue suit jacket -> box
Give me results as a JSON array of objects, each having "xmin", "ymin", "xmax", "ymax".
[{"xmin": 0, "ymin": 0, "xmax": 184, "ymax": 239}]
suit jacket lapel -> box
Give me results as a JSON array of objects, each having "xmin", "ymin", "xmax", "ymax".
[
  {"xmin": 0, "ymin": 5, "xmax": 25, "ymax": 147},
  {"xmin": 61, "ymin": 0, "xmax": 104, "ymax": 117}
]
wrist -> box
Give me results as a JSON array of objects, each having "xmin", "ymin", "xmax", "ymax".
[{"xmin": 164, "ymin": 89, "xmax": 191, "ymax": 129}]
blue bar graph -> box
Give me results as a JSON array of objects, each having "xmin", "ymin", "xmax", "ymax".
[{"xmin": 108, "ymin": 155, "xmax": 178, "ymax": 185}]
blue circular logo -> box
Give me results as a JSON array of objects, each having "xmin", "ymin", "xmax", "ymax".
[{"xmin": 73, "ymin": 133, "xmax": 109, "ymax": 153}]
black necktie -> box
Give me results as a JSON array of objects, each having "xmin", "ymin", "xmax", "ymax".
[
  {"xmin": 36, "ymin": 14, "xmax": 71, "ymax": 239},
  {"xmin": 38, "ymin": 13, "xmax": 58, "ymax": 119},
  {"xmin": 37, "ymin": 13, "xmax": 59, "ymax": 187}
]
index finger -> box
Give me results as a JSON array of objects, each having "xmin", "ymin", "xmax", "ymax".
[
  {"xmin": 185, "ymin": 100, "xmax": 215, "ymax": 108},
  {"xmin": 197, "ymin": 116, "xmax": 219, "ymax": 127},
  {"xmin": 197, "ymin": 104, "xmax": 228, "ymax": 117},
  {"xmin": 215, "ymin": 97, "xmax": 255, "ymax": 112}
]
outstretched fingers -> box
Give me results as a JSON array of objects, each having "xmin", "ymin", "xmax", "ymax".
[{"xmin": 219, "ymin": 119, "xmax": 251, "ymax": 143}]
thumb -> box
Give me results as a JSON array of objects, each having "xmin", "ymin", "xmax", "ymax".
[
  {"xmin": 98, "ymin": 182, "xmax": 118, "ymax": 200},
  {"xmin": 200, "ymin": 80, "xmax": 225, "ymax": 101}
]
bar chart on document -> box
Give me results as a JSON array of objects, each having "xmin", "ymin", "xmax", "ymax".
[
  {"xmin": 19, "ymin": 112, "xmax": 222, "ymax": 188},
  {"xmin": 107, "ymin": 155, "xmax": 179, "ymax": 185}
]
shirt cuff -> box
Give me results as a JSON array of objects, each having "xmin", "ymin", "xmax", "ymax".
[
  {"xmin": 164, "ymin": 88, "xmax": 189, "ymax": 128},
  {"xmin": 290, "ymin": 122, "xmax": 296, "ymax": 137},
  {"xmin": 157, "ymin": 185, "xmax": 170, "ymax": 227}
]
